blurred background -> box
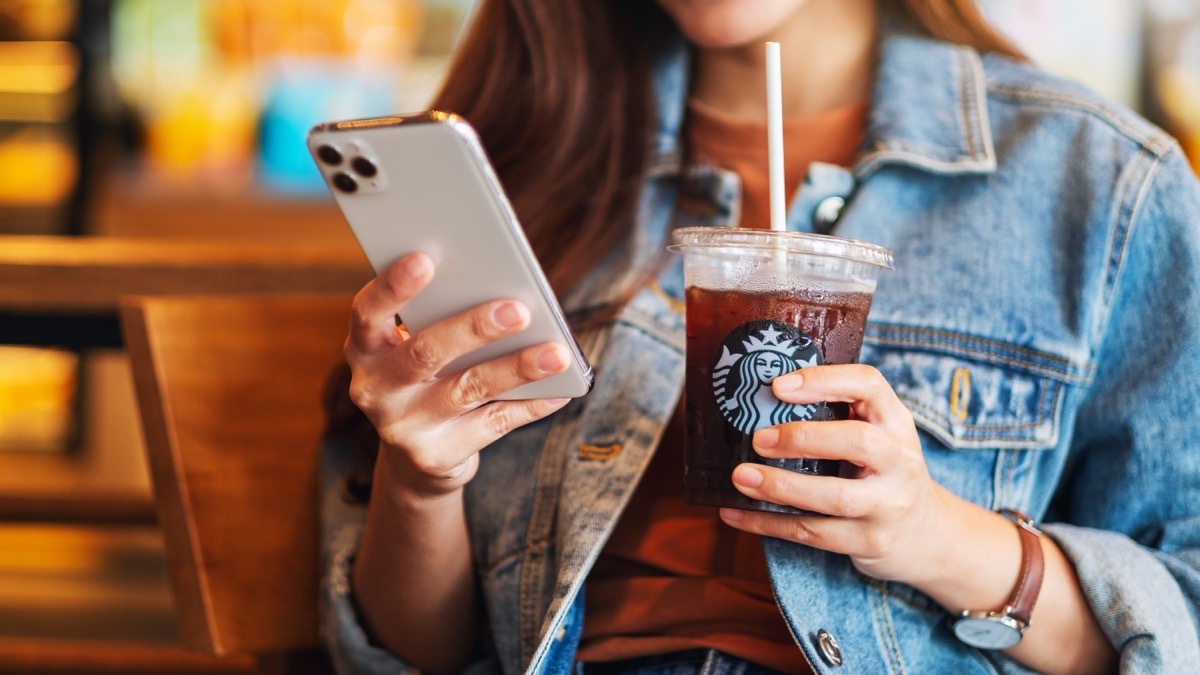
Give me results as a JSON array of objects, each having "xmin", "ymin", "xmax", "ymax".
[
  {"xmin": 1, "ymin": 0, "xmax": 470, "ymax": 238},
  {"xmin": 0, "ymin": 0, "xmax": 1197, "ymax": 235},
  {"xmin": 0, "ymin": 0, "xmax": 1197, "ymax": 673}
]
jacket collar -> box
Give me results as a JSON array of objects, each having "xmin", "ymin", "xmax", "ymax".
[
  {"xmin": 857, "ymin": 16, "xmax": 997, "ymax": 176},
  {"xmin": 646, "ymin": 14, "xmax": 997, "ymax": 178}
]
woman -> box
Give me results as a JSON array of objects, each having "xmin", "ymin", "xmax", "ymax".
[{"xmin": 320, "ymin": 0, "xmax": 1200, "ymax": 673}]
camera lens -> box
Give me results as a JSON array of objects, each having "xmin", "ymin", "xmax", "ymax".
[
  {"xmin": 332, "ymin": 172, "xmax": 358, "ymax": 194},
  {"xmin": 317, "ymin": 145, "xmax": 343, "ymax": 165},
  {"xmin": 351, "ymin": 157, "xmax": 378, "ymax": 178}
]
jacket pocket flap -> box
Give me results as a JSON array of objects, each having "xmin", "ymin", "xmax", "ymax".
[{"xmin": 861, "ymin": 337, "xmax": 1069, "ymax": 450}]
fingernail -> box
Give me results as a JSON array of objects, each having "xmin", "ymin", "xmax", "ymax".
[
  {"xmin": 733, "ymin": 464, "xmax": 764, "ymax": 488},
  {"xmin": 774, "ymin": 374, "xmax": 802, "ymax": 394},
  {"xmin": 544, "ymin": 397, "xmax": 570, "ymax": 410},
  {"xmin": 402, "ymin": 254, "xmax": 429, "ymax": 280},
  {"xmin": 537, "ymin": 345, "xmax": 568, "ymax": 372},
  {"xmin": 755, "ymin": 428, "xmax": 780, "ymax": 450},
  {"xmin": 720, "ymin": 508, "xmax": 745, "ymax": 524},
  {"xmin": 493, "ymin": 302, "xmax": 527, "ymax": 329}
]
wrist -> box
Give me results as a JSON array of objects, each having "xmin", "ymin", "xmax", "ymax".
[
  {"xmin": 907, "ymin": 488, "xmax": 1022, "ymax": 615},
  {"xmin": 950, "ymin": 510, "xmax": 1045, "ymax": 650},
  {"xmin": 374, "ymin": 445, "xmax": 467, "ymax": 512}
]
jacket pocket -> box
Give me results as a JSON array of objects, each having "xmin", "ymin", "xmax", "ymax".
[{"xmin": 860, "ymin": 323, "xmax": 1084, "ymax": 451}]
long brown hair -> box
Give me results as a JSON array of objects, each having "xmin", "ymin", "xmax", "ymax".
[
  {"xmin": 900, "ymin": 0, "xmax": 1023, "ymax": 61},
  {"xmin": 431, "ymin": 1, "xmax": 673, "ymax": 296},
  {"xmin": 433, "ymin": 0, "xmax": 1022, "ymax": 296}
]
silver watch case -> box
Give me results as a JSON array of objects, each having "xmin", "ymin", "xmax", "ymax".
[{"xmin": 952, "ymin": 607, "xmax": 1027, "ymax": 650}]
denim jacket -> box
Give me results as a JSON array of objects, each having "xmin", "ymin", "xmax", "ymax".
[{"xmin": 320, "ymin": 18, "xmax": 1200, "ymax": 675}]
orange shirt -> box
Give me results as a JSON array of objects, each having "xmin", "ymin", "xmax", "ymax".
[
  {"xmin": 687, "ymin": 96, "xmax": 867, "ymax": 229},
  {"xmin": 575, "ymin": 97, "xmax": 867, "ymax": 672}
]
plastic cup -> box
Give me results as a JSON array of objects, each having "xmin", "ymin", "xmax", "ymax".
[{"xmin": 669, "ymin": 227, "xmax": 893, "ymax": 514}]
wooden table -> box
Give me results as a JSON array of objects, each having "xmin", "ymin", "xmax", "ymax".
[
  {"xmin": 0, "ymin": 235, "xmax": 371, "ymax": 521},
  {"xmin": 0, "ymin": 236, "xmax": 371, "ymax": 348}
]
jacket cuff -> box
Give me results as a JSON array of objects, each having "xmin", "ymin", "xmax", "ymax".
[{"xmin": 1041, "ymin": 523, "xmax": 1200, "ymax": 671}]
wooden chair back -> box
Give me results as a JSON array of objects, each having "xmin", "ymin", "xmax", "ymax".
[{"xmin": 121, "ymin": 294, "xmax": 351, "ymax": 657}]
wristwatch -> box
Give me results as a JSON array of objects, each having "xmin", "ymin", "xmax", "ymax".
[{"xmin": 951, "ymin": 509, "xmax": 1045, "ymax": 650}]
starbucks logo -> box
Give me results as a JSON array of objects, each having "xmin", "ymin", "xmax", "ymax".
[{"xmin": 713, "ymin": 320, "xmax": 826, "ymax": 436}]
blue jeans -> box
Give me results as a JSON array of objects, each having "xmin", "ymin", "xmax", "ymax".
[{"xmin": 576, "ymin": 650, "xmax": 791, "ymax": 675}]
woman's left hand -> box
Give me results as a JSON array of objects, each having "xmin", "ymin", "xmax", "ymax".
[{"xmin": 718, "ymin": 363, "xmax": 957, "ymax": 586}]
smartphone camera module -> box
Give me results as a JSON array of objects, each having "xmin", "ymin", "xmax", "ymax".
[
  {"xmin": 314, "ymin": 138, "xmax": 385, "ymax": 195},
  {"xmin": 317, "ymin": 145, "xmax": 344, "ymax": 166},
  {"xmin": 332, "ymin": 172, "xmax": 358, "ymax": 194}
]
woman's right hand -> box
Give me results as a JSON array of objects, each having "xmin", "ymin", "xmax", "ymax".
[{"xmin": 345, "ymin": 252, "xmax": 572, "ymax": 499}]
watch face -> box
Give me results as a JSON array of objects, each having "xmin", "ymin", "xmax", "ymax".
[{"xmin": 953, "ymin": 616, "xmax": 1023, "ymax": 650}]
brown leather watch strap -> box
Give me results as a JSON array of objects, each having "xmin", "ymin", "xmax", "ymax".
[{"xmin": 1000, "ymin": 509, "xmax": 1044, "ymax": 627}]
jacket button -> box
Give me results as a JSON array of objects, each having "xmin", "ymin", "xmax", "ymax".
[
  {"xmin": 816, "ymin": 628, "xmax": 843, "ymax": 667},
  {"xmin": 813, "ymin": 196, "xmax": 845, "ymax": 231}
]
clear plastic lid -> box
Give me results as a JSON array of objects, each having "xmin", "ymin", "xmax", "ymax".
[{"xmin": 670, "ymin": 227, "xmax": 894, "ymax": 270}]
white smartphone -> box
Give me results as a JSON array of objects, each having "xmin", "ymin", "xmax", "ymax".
[{"xmin": 307, "ymin": 111, "xmax": 593, "ymax": 400}]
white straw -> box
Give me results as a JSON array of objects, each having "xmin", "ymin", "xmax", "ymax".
[{"xmin": 766, "ymin": 41, "xmax": 786, "ymax": 233}]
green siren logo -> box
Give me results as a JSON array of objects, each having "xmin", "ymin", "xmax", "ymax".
[{"xmin": 712, "ymin": 320, "xmax": 829, "ymax": 435}]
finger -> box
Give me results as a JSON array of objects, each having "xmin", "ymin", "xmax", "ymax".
[
  {"xmin": 441, "ymin": 397, "xmax": 572, "ymax": 454},
  {"xmin": 754, "ymin": 420, "xmax": 895, "ymax": 471},
  {"xmin": 383, "ymin": 396, "xmax": 570, "ymax": 477},
  {"xmin": 346, "ymin": 253, "xmax": 433, "ymax": 356},
  {"xmin": 391, "ymin": 299, "xmax": 532, "ymax": 385},
  {"xmin": 423, "ymin": 342, "xmax": 572, "ymax": 419},
  {"xmin": 772, "ymin": 364, "xmax": 911, "ymax": 431},
  {"xmin": 730, "ymin": 463, "xmax": 874, "ymax": 519},
  {"xmin": 719, "ymin": 507, "xmax": 862, "ymax": 556}
]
